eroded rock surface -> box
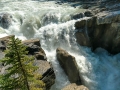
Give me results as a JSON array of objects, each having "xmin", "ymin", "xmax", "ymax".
[
  {"xmin": 62, "ymin": 83, "xmax": 89, "ymax": 90},
  {"xmin": 23, "ymin": 39, "xmax": 47, "ymax": 60},
  {"xmin": 0, "ymin": 35, "xmax": 55, "ymax": 90},
  {"xmin": 0, "ymin": 13, "xmax": 12, "ymax": 29},
  {"xmin": 75, "ymin": 1, "xmax": 120, "ymax": 54},
  {"xmin": 56, "ymin": 47, "xmax": 82, "ymax": 85},
  {"xmin": 23, "ymin": 38, "xmax": 55, "ymax": 90}
]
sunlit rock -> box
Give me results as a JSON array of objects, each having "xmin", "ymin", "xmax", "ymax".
[
  {"xmin": 71, "ymin": 13, "xmax": 84, "ymax": 20},
  {"xmin": 0, "ymin": 35, "xmax": 55, "ymax": 90},
  {"xmin": 23, "ymin": 38, "xmax": 55, "ymax": 89},
  {"xmin": 62, "ymin": 83, "xmax": 89, "ymax": 90},
  {"xmin": 56, "ymin": 48, "xmax": 82, "ymax": 85},
  {"xmin": 35, "ymin": 60, "xmax": 55, "ymax": 90},
  {"xmin": 84, "ymin": 10, "xmax": 94, "ymax": 17}
]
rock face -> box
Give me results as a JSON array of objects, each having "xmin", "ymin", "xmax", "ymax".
[
  {"xmin": 0, "ymin": 35, "xmax": 55, "ymax": 90},
  {"xmin": 72, "ymin": 13, "xmax": 84, "ymax": 20},
  {"xmin": 35, "ymin": 60, "xmax": 55, "ymax": 90},
  {"xmin": 71, "ymin": 11, "xmax": 93, "ymax": 20},
  {"xmin": 23, "ymin": 39, "xmax": 47, "ymax": 60},
  {"xmin": 56, "ymin": 48, "xmax": 82, "ymax": 85},
  {"xmin": 23, "ymin": 39, "xmax": 55, "ymax": 90},
  {"xmin": 0, "ymin": 13, "xmax": 12, "ymax": 29},
  {"xmin": 75, "ymin": 10, "xmax": 120, "ymax": 54},
  {"xmin": 62, "ymin": 83, "xmax": 89, "ymax": 90},
  {"xmin": 74, "ymin": 0, "xmax": 120, "ymax": 54}
]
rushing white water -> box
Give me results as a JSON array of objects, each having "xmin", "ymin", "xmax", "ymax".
[{"xmin": 0, "ymin": 0, "xmax": 120, "ymax": 90}]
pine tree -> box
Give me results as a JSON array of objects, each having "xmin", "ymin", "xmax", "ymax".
[{"xmin": 0, "ymin": 36, "xmax": 45, "ymax": 90}]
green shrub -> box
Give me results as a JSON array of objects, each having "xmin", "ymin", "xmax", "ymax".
[{"xmin": 0, "ymin": 36, "xmax": 45, "ymax": 90}]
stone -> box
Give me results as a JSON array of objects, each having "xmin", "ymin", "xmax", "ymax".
[
  {"xmin": 82, "ymin": 4, "xmax": 90, "ymax": 9},
  {"xmin": 72, "ymin": 13, "xmax": 84, "ymax": 20},
  {"xmin": 0, "ymin": 35, "xmax": 55, "ymax": 89},
  {"xmin": 0, "ymin": 35, "xmax": 15, "ymax": 43},
  {"xmin": 75, "ymin": 16, "xmax": 97, "ymax": 28},
  {"xmin": 75, "ymin": 19, "xmax": 86, "ymax": 29},
  {"xmin": 62, "ymin": 83, "xmax": 89, "ymax": 90},
  {"xmin": 56, "ymin": 48, "xmax": 82, "ymax": 85},
  {"xmin": 84, "ymin": 11, "xmax": 94, "ymax": 17},
  {"xmin": 74, "ymin": 11, "xmax": 120, "ymax": 54},
  {"xmin": 22, "ymin": 39, "xmax": 41, "ymax": 47},
  {"xmin": 0, "ymin": 13, "xmax": 12, "ymax": 29},
  {"xmin": 23, "ymin": 39, "xmax": 47, "ymax": 60},
  {"xmin": 35, "ymin": 60, "xmax": 55, "ymax": 90},
  {"xmin": 23, "ymin": 39, "xmax": 55, "ymax": 89},
  {"xmin": 75, "ymin": 32, "xmax": 91, "ymax": 47}
]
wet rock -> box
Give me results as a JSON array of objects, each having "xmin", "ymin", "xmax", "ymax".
[
  {"xmin": 0, "ymin": 13, "xmax": 12, "ymax": 29},
  {"xmin": 71, "ymin": 13, "xmax": 84, "ymax": 20},
  {"xmin": 75, "ymin": 11, "xmax": 120, "ymax": 54},
  {"xmin": 82, "ymin": 4, "xmax": 90, "ymax": 9},
  {"xmin": 75, "ymin": 32, "xmax": 91, "ymax": 47},
  {"xmin": 23, "ymin": 39, "xmax": 55, "ymax": 89},
  {"xmin": 23, "ymin": 39, "xmax": 47, "ymax": 60},
  {"xmin": 75, "ymin": 16, "xmax": 96, "ymax": 28},
  {"xmin": 84, "ymin": 11, "xmax": 94, "ymax": 17},
  {"xmin": 35, "ymin": 60, "xmax": 55, "ymax": 90},
  {"xmin": 56, "ymin": 48, "xmax": 82, "ymax": 85},
  {"xmin": 62, "ymin": 83, "xmax": 89, "ymax": 90},
  {"xmin": 75, "ymin": 19, "xmax": 86, "ymax": 29}
]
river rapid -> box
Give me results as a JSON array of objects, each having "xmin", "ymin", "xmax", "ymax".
[{"xmin": 0, "ymin": 0, "xmax": 120, "ymax": 90}]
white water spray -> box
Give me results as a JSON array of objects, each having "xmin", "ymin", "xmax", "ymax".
[{"xmin": 0, "ymin": 0, "xmax": 120, "ymax": 90}]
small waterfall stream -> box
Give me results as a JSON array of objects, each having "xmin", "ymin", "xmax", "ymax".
[{"xmin": 0, "ymin": 0, "xmax": 120, "ymax": 90}]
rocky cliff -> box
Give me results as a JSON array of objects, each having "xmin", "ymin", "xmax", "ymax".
[{"xmin": 75, "ymin": 0, "xmax": 120, "ymax": 54}]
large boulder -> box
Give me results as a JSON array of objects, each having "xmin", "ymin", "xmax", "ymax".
[
  {"xmin": 0, "ymin": 13, "xmax": 12, "ymax": 29},
  {"xmin": 0, "ymin": 35, "xmax": 55, "ymax": 90},
  {"xmin": 56, "ymin": 48, "xmax": 82, "ymax": 85},
  {"xmin": 23, "ymin": 39, "xmax": 47, "ymax": 60},
  {"xmin": 62, "ymin": 83, "xmax": 89, "ymax": 90}
]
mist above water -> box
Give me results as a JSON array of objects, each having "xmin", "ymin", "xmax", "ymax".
[{"xmin": 0, "ymin": 0, "xmax": 120, "ymax": 90}]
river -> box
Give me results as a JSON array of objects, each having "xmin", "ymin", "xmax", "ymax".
[{"xmin": 0, "ymin": 0, "xmax": 120, "ymax": 90}]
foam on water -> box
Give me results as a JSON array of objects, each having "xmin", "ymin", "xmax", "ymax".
[{"xmin": 0, "ymin": 0, "xmax": 120, "ymax": 90}]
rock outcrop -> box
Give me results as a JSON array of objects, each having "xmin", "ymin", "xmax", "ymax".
[
  {"xmin": 74, "ymin": 0, "xmax": 120, "ymax": 54},
  {"xmin": 0, "ymin": 35, "xmax": 55, "ymax": 90},
  {"xmin": 75, "ymin": 6, "xmax": 120, "ymax": 54},
  {"xmin": 23, "ymin": 39, "xmax": 55, "ymax": 89},
  {"xmin": 23, "ymin": 39, "xmax": 47, "ymax": 60},
  {"xmin": 56, "ymin": 48, "xmax": 82, "ymax": 85},
  {"xmin": 62, "ymin": 83, "xmax": 89, "ymax": 90}
]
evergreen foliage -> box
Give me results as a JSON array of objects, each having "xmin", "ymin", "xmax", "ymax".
[{"xmin": 0, "ymin": 36, "xmax": 45, "ymax": 90}]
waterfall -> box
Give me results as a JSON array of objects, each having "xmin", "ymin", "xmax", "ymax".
[{"xmin": 0, "ymin": 0, "xmax": 120, "ymax": 90}]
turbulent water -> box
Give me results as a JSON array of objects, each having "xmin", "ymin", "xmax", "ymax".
[{"xmin": 0, "ymin": 0, "xmax": 120, "ymax": 90}]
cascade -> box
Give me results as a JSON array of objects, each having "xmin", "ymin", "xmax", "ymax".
[{"xmin": 0, "ymin": 0, "xmax": 120, "ymax": 90}]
